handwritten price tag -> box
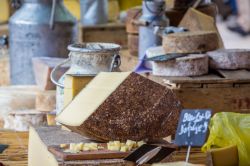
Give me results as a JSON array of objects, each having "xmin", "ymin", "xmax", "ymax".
[{"xmin": 175, "ymin": 109, "xmax": 212, "ymax": 147}]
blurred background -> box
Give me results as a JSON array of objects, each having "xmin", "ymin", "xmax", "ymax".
[{"xmin": 1, "ymin": 0, "xmax": 249, "ymax": 49}]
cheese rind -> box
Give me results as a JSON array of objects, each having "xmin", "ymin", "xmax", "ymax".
[
  {"xmin": 57, "ymin": 72, "xmax": 131, "ymax": 126},
  {"xmin": 208, "ymin": 49, "xmax": 250, "ymax": 70},
  {"xmin": 148, "ymin": 49, "xmax": 209, "ymax": 76},
  {"xmin": 162, "ymin": 31, "xmax": 219, "ymax": 54},
  {"xmin": 57, "ymin": 72, "xmax": 182, "ymax": 141}
]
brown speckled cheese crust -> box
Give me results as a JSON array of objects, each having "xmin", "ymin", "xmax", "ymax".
[
  {"xmin": 67, "ymin": 73, "xmax": 182, "ymax": 141},
  {"xmin": 162, "ymin": 31, "xmax": 219, "ymax": 54}
]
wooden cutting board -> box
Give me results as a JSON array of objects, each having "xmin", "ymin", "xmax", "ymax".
[{"xmin": 48, "ymin": 144, "xmax": 131, "ymax": 161}]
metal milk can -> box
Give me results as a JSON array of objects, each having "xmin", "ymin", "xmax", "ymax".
[
  {"xmin": 50, "ymin": 43, "xmax": 121, "ymax": 115},
  {"xmin": 138, "ymin": 0, "xmax": 169, "ymax": 69},
  {"xmin": 79, "ymin": 0, "xmax": 108, "ymax": 26},
  {"xmin": 9, "ymin": 0, "xmax": 77, "ymax": 85}
]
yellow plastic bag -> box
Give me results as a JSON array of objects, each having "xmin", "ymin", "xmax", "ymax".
[{"xmin": 202, "ymin": 112, "xmax": 250, "ymax": 166}]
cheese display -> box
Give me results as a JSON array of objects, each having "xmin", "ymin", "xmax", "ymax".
[
  {"xmin": 57, "ymin": 72, "xmax": 182, "ymax": 141},
  {"xmin": 28, "ymin": 126, "xmax": 130, "ymax": 166},
  {"xmin": 179, "ymin": 8, "xmax": 224, "ymax": 48},
  {"xmin": 36, "ymin": 90, "xmax": 56, "ymax": 112},
  {"xmin": 64, "ymin": 75, "xmax": 94, "ymax": 107},
  {"xmin": 162, "ymin": 31, "xmax": 219, "ymax": 54},
  {"xmin": 208, "ymin": 49, "xmax": 250, "ymax": 70},
  {"xmin": 146, "ymin": 47, "xmax": 209, "ymax": 76},
  {"xmin": 207, "ymin": 145, "xmax": 239, "ymax": 166},
  {"xmin": 32, "ymin": 57, "xmax": 69, "ymax": 90}
]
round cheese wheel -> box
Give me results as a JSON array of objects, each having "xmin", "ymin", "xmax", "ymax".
[
  {"xmin": 162, "ymin": 31, "xmax": 219, "ymax": 54},
  {"xmin": 208, "ymin": 49, "xmax": 250, "ymax": 70},
  {"xmin": 152, "ymin": 53, "xmax": 209, "ymax": 77}
]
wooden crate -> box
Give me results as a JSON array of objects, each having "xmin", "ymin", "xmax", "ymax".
[
  {"xmin": 80, "ymin": 23, "xmax": 128, "ymax": 48},
  {"xmin": 120, "ymin": 50, "xmax": 250, "ymax": 114},
  {"xmin": 146, "ymin": 69, "xmax": 250, "ymax": 114}
]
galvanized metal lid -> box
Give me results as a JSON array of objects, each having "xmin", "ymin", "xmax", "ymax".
[{"xmin": 68, "ymin": 43, "xmax": 121, "ymax": 53}]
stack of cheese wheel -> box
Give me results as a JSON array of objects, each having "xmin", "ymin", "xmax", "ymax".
[{"xmin": 148, "ymin": 31, "xmax": 219, "ymax": 77}]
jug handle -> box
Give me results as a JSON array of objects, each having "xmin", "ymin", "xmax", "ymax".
[
  {"xmin": 109, "ymin": 54, "xmax": 121, "ymax": 72},
  {"xmin": 50, "ymin": 58, "xmax": 70, "ymax": 88}
]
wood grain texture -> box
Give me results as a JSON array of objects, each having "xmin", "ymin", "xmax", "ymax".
[
  {"xmin": 81, "ymin": 23, "xmax": 128, "ymax": 48},
  {"xmin": 0, "ymin": 130, "xmax": 28, "ymax": 166}
]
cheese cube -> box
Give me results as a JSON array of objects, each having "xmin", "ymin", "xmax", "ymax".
[{"xmin": 120, "ymin": 145, "xmax": 129, "ymax": 152}]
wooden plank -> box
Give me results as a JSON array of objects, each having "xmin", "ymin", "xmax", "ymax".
[
  {"xmin": 218, "ymin": 70, "xmax": 250, "ymax": 79},
  {"xmin": 204, "ymin": 83, "xmax": 234, "ymax": 88},
  {"xmin": 48, "ymin": 144, "xmax": 130, "ymax": 161},
  {"xmin": 171, "ymin": 86, "xmax": 250, "ymax": 114},
  {"xmin": 81, "ymin": 23, "xmax": 128, "ymax": 48},
  {"xmin": 0, "ymin": 130, "xmax": 28, "ymax": 166}
]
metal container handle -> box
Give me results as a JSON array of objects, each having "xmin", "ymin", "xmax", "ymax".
[
  {"xmin": 50, "ymin": 54, "xmax": 121, "ymax": 88},
  {"xmin": 50, "ymin": 58, "xmax": 70, "ymax": 88},
  {"xmin": 109, "ymin": 54, "xmax": 121, "ymax": 72}
]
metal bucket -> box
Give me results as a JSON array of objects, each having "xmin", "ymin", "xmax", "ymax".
[
  {"xmin": 9, "ymin": 0, "xmax": 77, "ymax": 84},
  {"xmin": 50, "ymin": 42, "xmax": 121, "ymax": 114}
]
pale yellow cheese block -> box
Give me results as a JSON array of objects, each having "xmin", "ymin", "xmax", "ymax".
[
  {"xmin": 63, "ymin": 75, "xmax": 94, "ymax": 107},
  {"xmin": 58, "ymin": 72, "xmax": 131, "ymax": 126},
  {"xmin": 28, "ymin": 126, "xmax": 59, "ymax": 166}
]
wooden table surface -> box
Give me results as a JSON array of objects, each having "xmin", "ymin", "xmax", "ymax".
[
  {"xmin": 0, "ymin": 130, "xmax": 28, "ymax": 166},
  {"xmin": 0, "ymin": 129, "xmax": 207, "ymax": 166}
]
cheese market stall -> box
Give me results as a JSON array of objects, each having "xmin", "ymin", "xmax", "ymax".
[{"xmin": 0, "ymin": 0, "xmax": 248, "ymax": 166}]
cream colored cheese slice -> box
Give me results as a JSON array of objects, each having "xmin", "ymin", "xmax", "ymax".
[
  {"xmin": 56, "ymin": 72, "xmax": 131, "ymax": 126},
  {"xmin": 28, "ymin": 126, "xmax": 58, "ymax": 166}
]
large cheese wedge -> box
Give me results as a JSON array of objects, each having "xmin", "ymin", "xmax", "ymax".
[
  {"xmin": 162, "ymin": 31, "xmax": 219, "ymax": 54},
  {"xmin": 208, "ymin": 49, "xmax": 250, "ymax": 70},
  {"xmin": 147, "ymin": 47, "xmax": 209, "ymax": 76},
  {"xmin": 56, "ymin": 72, "xmax": 182, "ymax": 141},
  {"xmin": 207, "ymin": 145, "xmax": 239, "ymax": 166},
  {"xmin": 179, "ymin": 8, "xmax": 224, "ymax": 48}
]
